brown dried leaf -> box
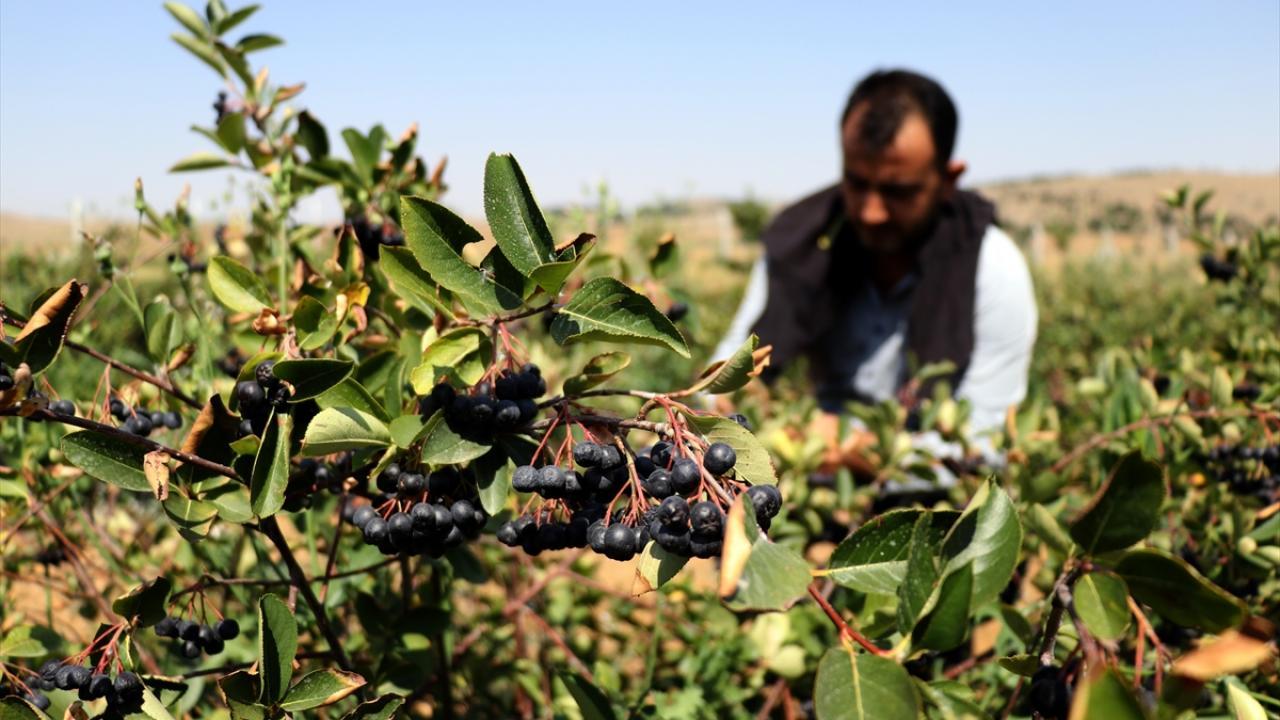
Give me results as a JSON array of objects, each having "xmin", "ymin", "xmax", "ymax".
[
  {"xmin": 144, "ymin": 451, "xmax": 171, "ymax": 501},
  {"xmin": 167, "ymin": 343, "xmax": 196, "ymax": 372},
  {"xmin": 252, "ymin": 308, "xmax": 287, "ymax": 336},
  {"xmin": 1172, "ymin": 629, "xmax": 1276, "ymax": 681},
  {"xmin": 718, "ymin": 495, "xmax": 751, "ymax": 598},
  {"xmin": 0, "ymin": 362, "xmax": 32, "ymax": 409},
  {"xmin": 14, "ymin": 279, "xmax": 88, "ymax": 340}
]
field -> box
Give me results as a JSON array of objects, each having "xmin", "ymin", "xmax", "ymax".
[{"xmin": 1, "ymin": 3, "xmax": 1278, "ymax": 720}]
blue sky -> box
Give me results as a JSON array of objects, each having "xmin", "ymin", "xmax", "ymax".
[{"xmin": 1, "ymin": 1, "xmax": 1277, "ymax": 222}]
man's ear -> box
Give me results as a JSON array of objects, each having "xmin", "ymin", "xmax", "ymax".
[{"xmin": 940, "ymin": 159, "xmax": 967, "ymax": 198}]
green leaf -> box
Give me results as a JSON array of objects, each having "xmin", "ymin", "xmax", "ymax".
[
  {"xmin": 997, "ymin": 654, "xmax": 1040, "ymax": 677},
  {"xmin": 216, "ymin": 669, "xmax": 264, "ymax": 719},
  {"xmin": 938, "ymin": 478, "xmax": 1022, "ymax": 609},
  {"xmin": 380, "ymin": 246, "xmax": 455, "ymax": 319},
  {"xmin": 164, "ymin": 2, "xmax": 209, "ymax": 37},
  {"xmin": 720, "ymin": 494, "xmax": 810, "ymax": 611},
  {"xmin": 1225, "ymin": 679, "xmax": 1268, "ymax": 720},
  {"xmin": 216, "ymin": 111, "xmax": 247, "ymax": 154},
  {"xmin": 112, "ymin": 274, "xmax": 146, "ymax": 331},
  {"xmin": 340, "ymin": 128, "xmax": 379, "ymax": 185},
  {"xmin": 1069, "ymin": 451, "xmax": 1165, "ymax": 555},
  {"xmin": 915, "ymin": 679, "xmax": 986, "ymax": 719},
  {"xmin": 911, "ymin": 563, "xmax": 973, "ymax": 652},
  {"xmin": 0, "ymin": 625, "xmax": 63, "ymax": 659},
  {"xmin": 195, "ymin": 477, "xmax": 253, "ymax": 524},
  {"xmin": 315, "ymin": 378, "xmax": 391, "ymax": 423},
  {"xmin": 483, "ymin": 153, "xmax": 557, "ymax": 279},
  {"xmin": 257, "ymin": 593, "xmax": 298, "ymax": 704},
  {"xmin": 683, "ymin": 413, "xmax": 776, "ymax": 487},
  {"xmin": 1210, "ymin": 366, "xmax": 1234, "ymax": 408},
  {"xmin": 163, "ymin": 493, "xmax": 218, "ymax": 540},
  {"xmin": 62, "ymin": 431, "xmax": 151, "ymax": 492},
  {"xmin": 237, "ymin": 33, "xmax": 283, "ymax": 53},
  {"xmin": 280, "ymin": 670, "xmax": 366, "ymax": 711},
  {"xmin": 687, "ymin": 333, "xmax": 760, "ymax": 395},
  {"xmin": 0, "ymin": 697, "xmax": 45, "ymax": 719},
  {"xmin": 814, "ymin": 647, "xmax": 921, "ymax": 720},
  {"xmin": 170, "ymin": 150, "xmax": 231, "ymax": 171},
  {"xmin": 302, "ymin": 407, "xmax": 391, "ymax": 456},
  {"xmin": 1025, "ymin": 503, "xmax": 1075, "ymax": 556},
  {"xmin": 214, "ymin": 41, "xmax": 254, "ymax": 90},
  {"xmin": 12, "ymin": 280, "xmax": 86, "ymax": 373},
  {"xmin": 388, "ymin": 415, "xmax": 426, "ymax": 449},
  {"xmin": 410, "ymin": 328, "xmax": 491, "ymax": 391},
  {"xmin": 648, "ymin": 233, "xmax": 678, "ymax": 278},
  {"xmin": 528, "ymin": 239, "xmax": 593, "ymax": 297},
  {"xmin": 111, "ymin": 577, "xmax": 172, "ymax": 627},
  {"xmin": 292, "ymin": 296, "xmax": 338, "ymax": 350},
  {"xmin": 418, "ymin": 410, "xmax": 491, "ymax": 465},
  {"xmin": 400, "ymin": 195, "xmax": 523, "ymax": 316},
  {"xmin": 471, "ymin": 446, "xmax": 513, "ymax": 515},
  {"xmin": 1113, "ymin": 548, "xmax": 1246, "ymax": 632},
  {"xmin": 340, "ymin": 694, "xmax": 405, "ymax": 720},
  {"xmin": 634, "ymin": 541, "xmax": 690, "ymax": 595},
  {"xmin": 1069, "ymin": 669, "xmax": 1146, "ymax": 719},
  {"xmin": 208, "ymin": 256, "xmax": 271, "ymax": 313},
  {"xmin": 216, "ymin": 3, "xmax": 259, "ymax": 33},
  {"xmin": 551, "ymin": 278, "xmax": 690, "ymax": 358},
  {"xmin": 250, "ymin": 411, "xmax": 291, "ymax": 518},
  {"xmin": 823, "ymin": 509, "xmax": 956, "ymax": 594},
  {"xmin": 144, "ymin": 298, "xmax": 183, "ymax": 363},
  {"xmin": 272, "ymin": 358, "xmax": 353, "ymax": 400},
  {"xmin": 1074, "ymin": 571, "xmax": 1131, "ymax": 641},
  {"xmin": 896, "ymin": 513, "xmax": 943, "ymax": 633},
  {"xmin": 563, "ymin": 352, "xmax": 631, "ymax": 395},
  {"xmin": 295, "ymin": 110, "xmax": 329, "ymax": 159},
  {"xmin": 558, "ymin": 673, "xmax": 618, "ymax": 720}
]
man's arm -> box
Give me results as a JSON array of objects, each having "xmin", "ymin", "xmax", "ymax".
[{"xmin": 954, "ymin": 224, "xmax": 1038, "ymax": 436}]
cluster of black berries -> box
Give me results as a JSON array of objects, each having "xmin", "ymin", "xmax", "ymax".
[
  {"xmin": 31, "ymin": 662, "xmax": 145, "ymax": 715},
  {"xmin": 216, "ymin": 348, "xmax": 247, "ymax": 379},
  {"xmin": 1204, "ymin": 444, "xmax": 1280, "ymax": 499},
  {"xmin": 281, "ymin": 457, "xmax": 351, "ymax": 512},
  {"xmin": 496, "ymin": 438, "xmax": 782, "ymax": 561},
  {"xmin": 348, "ymin": 215, "xmax": 406, "ymax": 261},
  {"xmin": 34, "ymin": 544, "xmax": 67, "ymax": 567},
  {"xmin": 1, "ymin": 681, "xmax": 51, "ymax": 711},
  {"xmin": 235, "ymin": 361, "xmax": 292, "ymax": 437},
  {"xmin": 1232, "ymin": 382, "xmax": 1262, "ymax": 401},
  {"xmin": 345, "ymin": 463, "xmax": 488, "ymax": 557},
  {"xmin": 1026, "ymin": 665, "xmax": 1071, "ymax": 720},
  {"xmin": 154, "ymin": 616, "xmax": 239, "ymax": 660},
  {"xmin": 109, "ymin": 397, "xmax": 183, "ymax": 436},
  {"xmin": 429, "ymin": 365, "xmax": 544, "ymax": 442},
  {"xmin": 1199, "ymin": 253, "xmax": 1238, "ymax": 282},
  {"xmin": 0, "ymin": 362, "xmax": 13, "ymax": 392}
]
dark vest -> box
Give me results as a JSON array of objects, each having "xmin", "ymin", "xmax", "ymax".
[{"xmin": 751, "ymin": 183, "xmax": 995, "ymax": 398}]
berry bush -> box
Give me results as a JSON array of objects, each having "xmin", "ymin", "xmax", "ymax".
[{"xmin": 1, "ymin": 2, "xmax": 1278, "ymax": 719}]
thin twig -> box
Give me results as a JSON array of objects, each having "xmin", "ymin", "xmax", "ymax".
[
  {"xmin": 257, "ymin": 517, "xmax": 354, "ymax": 672},
  {"xmin": 1, "ymin": 407, "xmax": 238, "ymax": 480},
  {"xmin": 807, "ymin": 584, "xmax": 887, "ymax": 656}
]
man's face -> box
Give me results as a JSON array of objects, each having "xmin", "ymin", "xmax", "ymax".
[{"xmin": 840, "ymin": 106, "xmax": 957, "ymax": 255}]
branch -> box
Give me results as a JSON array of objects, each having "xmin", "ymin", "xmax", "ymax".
[
  {"xmin": 1038, "ymin": 566, "xmax": 1082, "ymax": 666},
  {"xmin": 257, "ymin": 517, "xmax": 354, "ymax": 672},
  {"xmin": 526, "ymin": 413, "xmax": 670, "ymax": 436},
  {"xmin": 1050, "ymin": 408, "xmax": 1270, "ymax": 474},
  {"xmin": 453, "ymin": 300, "xmax": 559, "ymax": 328},
  {"xmin": 1, "ymin": 315, "xmax": 201, "ymax": 409},
  {"xmin": 807, "ymin": 584, "xmax": 888, "ymax": 656},
  {"xmin": 171, "ymin": 558, "xmax": 398, "ymax": 599},
  {"xmin": 2, "ymin": 407, "xmax": 239, "ymax": 480}
]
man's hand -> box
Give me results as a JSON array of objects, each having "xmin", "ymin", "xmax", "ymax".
[{"xmin": 811, "ymin": 412, "xmax": 878, "ymax": 478}]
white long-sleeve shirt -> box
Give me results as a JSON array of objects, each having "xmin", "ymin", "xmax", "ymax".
[{"xmin": 713, "ymin": 224, "xmax": 1038, "ymax": 439}]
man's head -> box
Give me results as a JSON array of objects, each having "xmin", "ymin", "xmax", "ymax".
[{"xmin": 839, "ymin": 69, "xmax": 965, "ymax": 254}]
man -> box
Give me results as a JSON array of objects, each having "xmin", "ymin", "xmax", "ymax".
[{"xmin": 714, "ymin": 69, "xmax": 1037, "ymax": 471}]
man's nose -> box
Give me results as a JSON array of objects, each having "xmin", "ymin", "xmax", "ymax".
[{"xmin": 859, "ymin": 191, "xmax": 888, "ymax": 225}]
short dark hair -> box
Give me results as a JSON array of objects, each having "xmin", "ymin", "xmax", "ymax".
[{"xmin": 840, "ymin": 69, "xmax": 958, "ymax": 169}]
